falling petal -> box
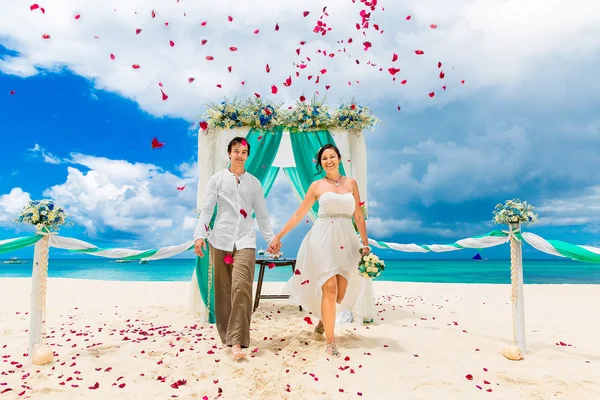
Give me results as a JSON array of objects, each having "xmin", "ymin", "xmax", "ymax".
[
  {"xmin": 240, "ymin": 209, "xmax": 248, "ymax": 218},
  {"xmin": 199, "ymin": 121, "xmax": 208, "ymax": 130},
  {"xmin": 151, "ymin": 137, "xmax": 165, "ymax": 149},
  {"xmin": 110, "ymin": 53, "xmax": 116, "ymax": 60},
  {"xmin": 303, "ymin": 11, "xmax": 310, "ymax": 17},
  {"xmin": 392, "ymin": 53, "xmax": 398, "ymax": 62},
  {"xmin": 275, "ymin": 23, "xmax": 279, "ymax": 31},
  {"xmin": 74, "ymin": 14, "xmax": 81, "ymax": 20},
  {"xmin": 169, "ymin": 40, "xmax": 175, "ymax": 47},
  {"xmin": 428, "ymin": 91, "xmax": 435, "ymax": 98},
  {"xmin": 42, "ymin": 34, "xmax": 51, "ymax": 39},
  {"xmin": 188, "ymin": 77, "xmax": 195, "ymax": 83},
  {"xmin": 224, "ymin": 254, "xmax": 234, "ymax": 264},
  {"xmin": 405, "ymin": 15, "xmax": 411, "ymax": 20},
  {"xmin": 228, "ymin": 15, "xmax": 233, "ymax": 22},
  {"xmin": 415, "ymin": 50, "xmax": 424, "ymax": 55},
  {"xmin": 303, "ymin": 316, "xmax": 313, "ymax": 325},
  {"xmin": 253, "ymin": 29, "xmax": 259, "ymax": 34},
  {"xmin": 430, "ymin": 24, "xmax": 438, "ymax": 29},
  {"xmin": 229, "ymin": 46, "xmax": 238, "ymax": 51},
  {"xmin": 271, "ymin": 85, "xmax": 278, "ymax": 94},
  {"xmin": 135, "ymin": 28, "xmax": 142, "ymax": 35},
  {"xmin": 132, "ymin": 64, "xmax": 140, "ymax": 69}
]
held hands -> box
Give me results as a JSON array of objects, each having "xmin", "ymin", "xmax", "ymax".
[
  {"xmin": 194, "ymin": 239, "xmax": 207, "ymax": 258},
  {"xmin": 267, "ymin": 236, "xmax": 282, "ymax": 255}
]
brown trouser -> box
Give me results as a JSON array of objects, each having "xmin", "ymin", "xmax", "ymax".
[{"xmin": 210, "ymin": 245, "xmax": 256, "ymax": 348}]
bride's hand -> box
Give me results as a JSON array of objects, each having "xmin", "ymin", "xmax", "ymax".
[
  {"xmin": 360, "ymin": 246, "xmax": 371, "ymax": 257},
  {"xmin": 267, "ymin": 237, "xmax": 281, "ymax": 254}
]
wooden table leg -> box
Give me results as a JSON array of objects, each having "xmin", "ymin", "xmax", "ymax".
[{"xmin": 253, "ymin": 264, "xmax": 266, "ymax": 312}]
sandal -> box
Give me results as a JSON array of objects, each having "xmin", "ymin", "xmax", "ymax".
[{"xmin": 325, "ymin": 341, "xmax": 341, "ymax": 358}]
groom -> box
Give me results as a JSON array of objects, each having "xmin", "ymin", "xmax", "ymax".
[{"xmin": 193, "ymin": 136, "xmax": 278, "ymax": 360}]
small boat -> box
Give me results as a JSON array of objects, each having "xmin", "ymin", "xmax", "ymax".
[
  {"xmin": 115, "ymin": 259, "xmax": 133, "ymax": 263},
  {"xmin": 472, "ymin": 253, "xmax": 483, "ymax": 261},
  {"xmin": 139, "ymin": 259, "xmax": 149, "ymax": 264},
  {"xmin": 2, "ymin": 257, "xmax": 24, "ymax": 264}
]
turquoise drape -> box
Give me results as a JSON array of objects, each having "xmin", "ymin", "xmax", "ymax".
[
  {"xmin": 0, "ymin": 235, "xmax": 42, "ymax": 254},
  {"xmin": 195, "ymin": 127, "xmax": 284, "ymax": 324},
  {"xmin": 284, "ymin": 130, "xmax": 346, "ymax": 219}
]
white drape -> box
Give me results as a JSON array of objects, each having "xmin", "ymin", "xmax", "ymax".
[{"xmin": 331, "ymin": 129, "xmax": 375, "ymax": 322}]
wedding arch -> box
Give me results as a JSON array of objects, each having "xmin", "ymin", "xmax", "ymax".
[{"xmin": 190, "ymin": 122, "xmax": 377, "ymax": 324}]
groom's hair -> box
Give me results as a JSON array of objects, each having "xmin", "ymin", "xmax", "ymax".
[
  {"xmin": 315, "ymin": 143, "xmax": 342, "ymax": 175},
  {"xmin": 227, "ymin": 136, "xmax": 251, "ymax": 156}
]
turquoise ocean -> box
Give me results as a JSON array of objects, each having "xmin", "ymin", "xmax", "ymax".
[{"xmin": 1, "ymin": 258, "xmax": 599, "ymax": 284}]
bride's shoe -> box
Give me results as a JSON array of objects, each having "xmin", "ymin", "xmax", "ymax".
[
  {"xmin": 325, "ymin": 341, "xmax": 341, "ymax": 358},
  {"xmin": 314, "ymin": 320, "xmax": 325, "ymax": 340}
]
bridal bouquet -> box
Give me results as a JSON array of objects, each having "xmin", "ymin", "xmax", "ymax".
[
  {"xmin": 241, "ymin": 97, "xmax": 283, "ymax": 130},
  {"xmin": 333, "ymin": 101, "xmax": 379, "ymax": 133},
  {"xmin": 358, "ymin": 252, "xmax": 385, "ymax": 279},
  {"xmin": 14, "ymin": 200, "xmax": 69, "ymax": 231},
  {"xmin": 204, "ymin": 98, "xmax": 245, "ymax": 129},
  {"xmin": 285, "ymin": 96, "xmax": 334, "ymax": 132},
  {"xmin": 493, "ymin": 198, "xmax": 538, "ymax": 225}
]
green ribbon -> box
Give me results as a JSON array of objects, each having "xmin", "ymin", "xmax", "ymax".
[{"xmin": 0, "ymin": 235, "xmax": 43, "ymax": 255}]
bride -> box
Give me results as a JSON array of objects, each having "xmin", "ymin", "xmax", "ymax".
[{"xmin": 267, "ymin": 144, "xmax": 370, "ymax": 357}]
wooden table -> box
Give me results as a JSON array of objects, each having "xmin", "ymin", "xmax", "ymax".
[{"xmin": 253, "ymin": 259, "xmax": 302, "ymax": 312}]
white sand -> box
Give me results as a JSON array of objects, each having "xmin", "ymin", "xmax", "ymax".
[{"xmin": 0, "ymin": 278, "xmax": 598, "ymax": 399}]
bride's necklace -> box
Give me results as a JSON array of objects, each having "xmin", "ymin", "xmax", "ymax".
[{"xmin": 325, "ymin": 175, "xmax": 343, "ymax": 187}]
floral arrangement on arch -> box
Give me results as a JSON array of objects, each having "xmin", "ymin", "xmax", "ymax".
[
  {"xmin": 241, "ymin": 97, "xmax": 283, "ymax": 130},
  {"xmin": 284, "ymin": 95, "xmax": 335, "ymax": 132},
  {"xmin": 333, "ymin": 100, "xmax": 379, "ymax": 133},
  {"xmin": 493, "ymin": 198, "xmax": 538, "ymax": 225},
  {"xmin": 358, "ymin": 252, "xmax": 385, "ymax": 279},
  {"xmin": 14, "ymin": 200, "xmax": 69, "ymax": 231},
  {"xmin": 204, "ymin": 98, "xmax": 245, "ymax": 129}
]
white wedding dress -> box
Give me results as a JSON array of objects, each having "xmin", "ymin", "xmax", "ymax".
[{"xmin": 283, "ymin": 192, "xmax": 364, "ymax": 319}]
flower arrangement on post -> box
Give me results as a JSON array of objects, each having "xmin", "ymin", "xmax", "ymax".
[
  {"xmin": 358, "ymin": 252, "xmax": 385, "ymax": 279},
  {"xmin": 14, "ymin": 200, "xmax": 69, "ymax": 231},
  {"xmin": 333, "ymin": 99, "xmax": 379, "ymax": 133},
  {"xmin": 492, "ymin": 199, "xmax": 538, "ymax": 225},
  {"xmin": 285, "ymin": 95, "xmax": 334, "ymax": 132},
  {"xmin": 241, "ymin": 97, "xmax": 283, "ymax": 130},
  {"xmin": 203, "ymin": 98, "xmax": 245, "ymax": 129}
]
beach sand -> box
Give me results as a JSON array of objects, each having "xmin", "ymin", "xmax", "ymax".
[{"xmin": 0, "ymin": 278, "xmax": 598, "ymax": 399}]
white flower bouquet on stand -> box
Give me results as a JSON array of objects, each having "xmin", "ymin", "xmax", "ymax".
[{"xmin": 492, "ymin": 199, "xmax": 538, "ymax": 225}]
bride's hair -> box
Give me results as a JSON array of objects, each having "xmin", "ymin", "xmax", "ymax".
[{"xmin": 315, "ymin": 144, "xmax": 341, "ymax": 175}]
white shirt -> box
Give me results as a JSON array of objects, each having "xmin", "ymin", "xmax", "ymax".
[{"xmin": 193, "ymin": 169, "xmax": 275, "ymax": 252}]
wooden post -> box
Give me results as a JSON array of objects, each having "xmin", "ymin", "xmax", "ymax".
[
  {"xmin": 509, "ymin": 222, "xmax": 526, "ymax": 354},
  {"xmin": 29, "ymin": 235, "xmax": 50, "ymax": 355}
]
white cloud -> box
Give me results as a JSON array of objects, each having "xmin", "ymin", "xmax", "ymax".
[
  {"xmin": 37, "ymin": 153, "xmax": 198, "ymax": 247},
  {"xmin": 0, "ymin": 0, "xmax": 598, "ymax": 121},
  {"xmin": 0, "ymin": 188, "xmax": 32, "ymax": 227},
  {"xmin": 536, "ymin": 186, "xmax": 600, "ymax": 227},
  {"xmin": 28, "ymin": 143, "xmax": 64, "ymax": 164}
]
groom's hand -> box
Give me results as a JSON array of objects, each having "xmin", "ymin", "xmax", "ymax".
[{"xmin": 194, "ymin": 239, "xmax": 206, "ymax": 257}]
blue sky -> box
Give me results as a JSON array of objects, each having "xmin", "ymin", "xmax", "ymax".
[{"xmin": 1, "ymin": 0, "xmax": 599, "ymax": 260}]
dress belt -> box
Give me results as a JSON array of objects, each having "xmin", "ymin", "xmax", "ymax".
[{"xmin": 318, "ymin": 213, "xmax": 352, "ymax": 219}]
